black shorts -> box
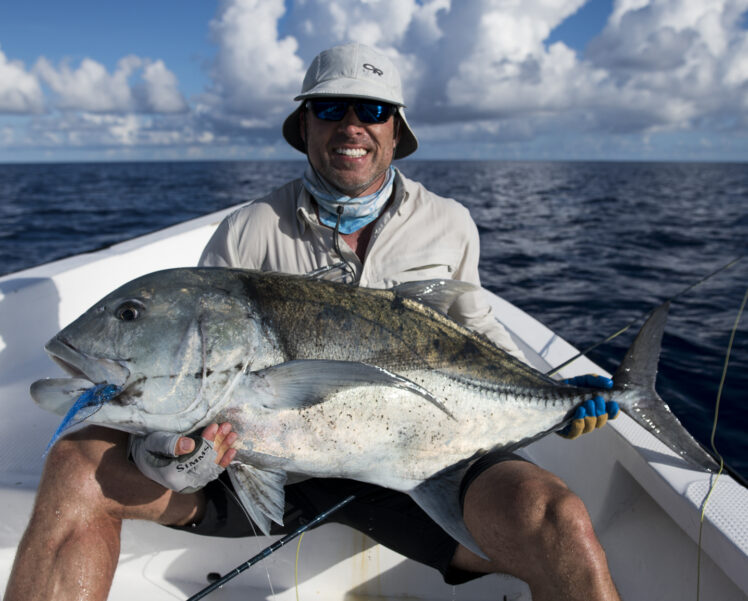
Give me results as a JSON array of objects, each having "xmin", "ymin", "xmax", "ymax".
[{"xmin": 174, "ymin": 450, "xmax": 527, "ymax": 585}]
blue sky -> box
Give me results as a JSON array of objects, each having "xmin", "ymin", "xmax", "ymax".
[{"xmin": 1, "ymin": 0, "xmax": 747, "ymax": 163}]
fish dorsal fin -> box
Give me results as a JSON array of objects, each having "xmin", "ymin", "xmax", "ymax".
[
  {"xmin": 392, "ymin": 280, "xmax": 477, "ymax": 315},
  {"xmin": 409, "ymin": 463, "xmax": 488, "ymax": 560},
  {"xmin": 241, "ymin": 359, "xmax": 454, "ymax": 419},
  {"xmin": 227, "ymin": 463, "xmax": 287, "ymax": 535}
]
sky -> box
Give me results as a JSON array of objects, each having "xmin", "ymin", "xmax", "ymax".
[{"xmin": 1, "ymin": 0, "xmax": 747, "ymax": 163}]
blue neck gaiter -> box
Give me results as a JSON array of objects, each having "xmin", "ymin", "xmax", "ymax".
[{"xmin": 302, "ymin": 165, "xmax": 395, "ymax": 235}]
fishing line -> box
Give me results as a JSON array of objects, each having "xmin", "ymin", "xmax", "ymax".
[
  {"xmin": 186, "ymin": 494, "xmax": 355, "ymax": 601},
  {"xmin": 545, "ymin": 255, "xmax": 745, "ymax": 377},
  {"xmin": 295, "ymin": 531, "xmax": 306, "ymax": 601},
  {"xmin": 695, "ymin": 285, "xmax": 746, "ymax": 601}
]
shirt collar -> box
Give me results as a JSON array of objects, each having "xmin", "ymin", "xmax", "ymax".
[{"xmin": 295, "ymin": 168, "xmax": 407, "ymax": 234}]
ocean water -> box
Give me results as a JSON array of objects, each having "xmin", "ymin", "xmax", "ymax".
[{"xmin": 1, "ymin": 160, "xmax": 746, "ymax": 480}]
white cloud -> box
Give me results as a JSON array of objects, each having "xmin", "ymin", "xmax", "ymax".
[
  {"xmin": 0, "ymin": 47, "xmax": 44, "ymax": 114},
  {"xmin": 583, "ymin": 0, "xmax": 748, "ymax": 132},
  {"xmin": 208, "ymin": 0, "xmax": 305, "ymax": 118},
  {"xmin": 34, "ymin": 54, "xmax": 187, "ymax": 114},
  {"xmin": 2, "ymin": 0, "xmax": 747, "ymax": 160},
  {"xmin": 137, "ymin": 60, "xmax": 189, "ymax": 113}
]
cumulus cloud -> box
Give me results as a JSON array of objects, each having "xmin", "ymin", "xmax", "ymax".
[
  {"xmin": 3, "ymin": 0, "xmax": 748, "ymax": 160},
  {"xmin": 0, "ymin": 47, "xmax": 44, "ymax": 114},
  {"xmin": 208, "ymin": 0, "xmax": 305, "ymax": 119},
  {"xmin": 34, "ymin": 54, "xmax": 187, "ymax": 114},
  {"xmin": 583, "ymin": 0, "xmax": 748, "ymax": 131}
]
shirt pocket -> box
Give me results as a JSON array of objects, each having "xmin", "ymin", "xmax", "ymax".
[{"xmin": 380, "ymin": 248, "xmax": 461, "ymax": 284}]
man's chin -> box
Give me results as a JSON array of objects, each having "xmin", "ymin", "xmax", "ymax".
[{"xmin": 323, "ymin": 167, "xmax": 384, "ymax": 198}]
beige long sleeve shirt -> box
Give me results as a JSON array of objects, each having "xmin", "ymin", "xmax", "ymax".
[{"xmin": 200, "ymin": 169, "xmax": 526, "ymax": 361}]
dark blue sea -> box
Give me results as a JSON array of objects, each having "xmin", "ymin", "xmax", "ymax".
[{"xmin": 1, "ymin": 160, "xmax": 746, "ymax": 481}]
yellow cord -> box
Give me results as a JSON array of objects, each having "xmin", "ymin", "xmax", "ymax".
[
  {"xmin": 295, "ymin": 531, "xmax": 306, "ymax": 601},
  {"xmin": 695, "ymin": 285, "xmax": 747, "ymax": 601}
]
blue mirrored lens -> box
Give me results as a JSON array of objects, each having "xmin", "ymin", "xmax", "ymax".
[
  {"xmin": 309, "ymin": 100, "xmax": 394, "ymax": 124},
  {"xmin": 312, "ymin": 101, "xmax": 348, "ymax": 121},
  {"xmin": 355, "ymin": 103, "xmax": 394, "ymax": 123}
]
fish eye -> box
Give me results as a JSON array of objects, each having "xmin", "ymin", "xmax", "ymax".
[{"xmin": 115, "ymin": 300, "xmax": 145, "ymax": 322}]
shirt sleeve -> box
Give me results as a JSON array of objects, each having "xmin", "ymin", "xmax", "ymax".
[
  {"xmin": 199, "ymin": 215, "xmax": 238, "ymax": 268},
  {"xmin": 448, "ymin": 210, "xmax": 529, "ymax": 364},
  {"xmin": 198, "ymin": 207, "xmax": 267, "ymax": 269}
]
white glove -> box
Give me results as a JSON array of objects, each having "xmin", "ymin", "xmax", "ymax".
[{"xmin": 129, "ymin": 432, "xmax": 225, "ymax": 494}]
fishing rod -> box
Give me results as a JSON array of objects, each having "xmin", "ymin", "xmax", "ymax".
[
  {"xmin": 185, "ymin": 494, "xmax": 355, "ymax": 601},
  {"xmin": 545, "ymin": 254, "xmax": 745, "ymax": 377}
]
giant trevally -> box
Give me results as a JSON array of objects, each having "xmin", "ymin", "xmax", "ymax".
[{"xmin": 30, "ymin": 267, "xmax": 719, "ymax": 555}]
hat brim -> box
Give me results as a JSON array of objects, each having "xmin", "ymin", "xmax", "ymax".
[{"xmin": 282, "ymin": 104, "xmax": 418, "ymax": 160}]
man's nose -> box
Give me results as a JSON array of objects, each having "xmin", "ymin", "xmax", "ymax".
[{"xmin": 338, "ymin": 105, "xmax": 366, "ymax": 129}]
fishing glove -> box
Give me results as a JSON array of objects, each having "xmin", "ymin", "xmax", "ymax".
[
  {"xmin": 129, "ymin": 432, "xmax": 224, "ymax": 494},
  {"xmin": 558, "ymin": 374, "xmax": 620, "ymax": 440}
]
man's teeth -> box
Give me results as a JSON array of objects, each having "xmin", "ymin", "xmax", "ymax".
[{"xmin": 336, "ymin": 148, "xmax": 367, "ymax": 157}]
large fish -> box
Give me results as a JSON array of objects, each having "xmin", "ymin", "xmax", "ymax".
[{"xmin": 30, "ymin": 267, "xmax": 718, "ymax": 555}]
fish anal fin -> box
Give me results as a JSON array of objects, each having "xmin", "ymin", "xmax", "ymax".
[{"xmin": 227, "ymin": 463, "xmax": 287, "ymax": 535}]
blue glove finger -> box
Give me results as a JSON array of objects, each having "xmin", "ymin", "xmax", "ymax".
[
  {"xmin": 558, "ymin": 405, "xmax": 587, "ymax": 439},
  {"xmin": 562, "ymin": 374, "xmax": 613, "ymax": 389},
  {"xmin": 582, "ymin": 399, "xmax": 596, "ymax": 416},
  {"xmin": 592, "ymin": 395, "xmax": 606, "ymax": 417},
  {"xmin": 582, "ymin": 399, "xmax": 597, "ymax": 433},
  {"xmin": 606, "ymin": 400, "xmax": 620, "ymax": 420}
]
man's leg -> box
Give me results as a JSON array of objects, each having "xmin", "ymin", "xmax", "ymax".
[
  {"xmin": 453, "ymin": 460, "xmax": 621, "ymax": 601},
  {"xmin": 5, "ymin": 426, "xmax": 205, "ymax": 601}
]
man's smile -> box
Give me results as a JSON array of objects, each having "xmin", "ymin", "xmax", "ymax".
[{"xmin": 335, "ymin": 147, "xmax": 368, "ymax": 158}]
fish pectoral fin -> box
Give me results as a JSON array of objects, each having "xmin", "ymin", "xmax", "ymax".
[
  {"xmin": 31, "ymin": 377, "xmax": 93, "ymax": 416},
  {"xmin": 392, "ymin": 280, "xmax": 477, "ymax": 315},
  {"xmin": 227, "ymin": 463, "xmax": 287, "ymax": 536},
  {"xmin": 243, "ymin": 360, "xmax": 454, "ymax": 419},
  {"xmin": 409, "ymin": 465, "xmax": 488, "ymax": 560}
]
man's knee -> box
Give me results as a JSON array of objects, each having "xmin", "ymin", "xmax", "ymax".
[
  {"xmin": 463, "ymin": 461, "xmax": 597, "ymax": 551},
  {"xmin": 511, "ymin": 476, "xmax": 592, "ymax": 542}
]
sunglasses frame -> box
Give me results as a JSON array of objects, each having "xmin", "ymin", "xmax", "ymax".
[{"xmin": 306, "ymin": 99, "xmax": 397, "ymax": 124}]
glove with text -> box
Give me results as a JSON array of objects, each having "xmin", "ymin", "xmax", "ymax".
[{"xmin": 129, "ymin": 431, "xmax": 225, "ymax": 494}]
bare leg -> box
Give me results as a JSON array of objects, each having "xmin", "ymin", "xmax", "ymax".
[
  {"xmin": 452, "ymin": 460, "xmax": 621, "ymax": 601},
  {"xmin": 5, "ymin": 426, "xmax": 204, "ymax": 601}
]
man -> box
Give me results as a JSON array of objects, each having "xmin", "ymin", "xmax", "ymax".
[{"xmin": 6, "ymin": 43, "xmax": 619, "ymax": 601}]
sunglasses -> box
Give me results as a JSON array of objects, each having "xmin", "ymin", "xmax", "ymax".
[{"xmin": 307, "ymin": 99, "xmax": 396, "ymax": 124}]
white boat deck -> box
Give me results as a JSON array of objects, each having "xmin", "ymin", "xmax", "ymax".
[{"xmin": 0, "ymin": 206, "xmax": 746, "ymax": 600}]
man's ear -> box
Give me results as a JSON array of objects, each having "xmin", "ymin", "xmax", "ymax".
[{"xmin": 393, "ymin": 115, "xmax": 401, "ymax": 149}]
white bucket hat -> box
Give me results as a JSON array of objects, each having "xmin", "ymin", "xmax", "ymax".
[{"xmin": 282, "ymin": 43, "xmax": 418, "ymax": 159}]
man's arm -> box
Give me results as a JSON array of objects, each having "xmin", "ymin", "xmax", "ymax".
[{"xmin": 446, "ymin": 209, "xmax": 528, "ymax": 362}]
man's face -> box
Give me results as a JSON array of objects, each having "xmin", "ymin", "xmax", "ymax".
[{"xmin": 301, "ymin": 99, "xmax": 401, "ymax": 197}]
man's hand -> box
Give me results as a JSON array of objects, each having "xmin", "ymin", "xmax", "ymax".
[
  {"xmin": 175, "ymin": 422, "xmax": 238, "ymax": 467},
  {"xmin": 558, "ymin": 374, "xmax": 620, "ymax": 440},
  {"xmin": 130, "ymin": 422, "xmax": 238, "ymax": 493}
]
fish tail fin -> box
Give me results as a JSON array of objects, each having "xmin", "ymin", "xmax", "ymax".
[{"xmin": 612, "ymin": 301, "xmax": 720, "ymax": 472}]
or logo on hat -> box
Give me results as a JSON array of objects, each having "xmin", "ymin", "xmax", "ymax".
[{"xmin": 363, "ymin": 63, "xmax": 383, "ymax": 76}]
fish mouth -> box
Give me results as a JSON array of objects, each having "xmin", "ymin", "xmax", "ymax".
[
  {"xmin": 44, "ymin": 337, "xmax": 130, "ymax": 388},
  {"xmin": 31, "ymin": 338, "xmax": 130, "ymax": 417}
]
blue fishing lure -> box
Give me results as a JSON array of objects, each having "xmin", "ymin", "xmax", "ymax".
[{"xmin": 43, "ymin": 383, "xmax": 121, "ymax": 456}]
